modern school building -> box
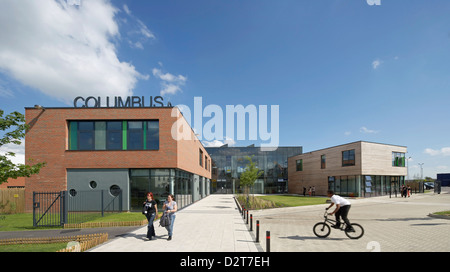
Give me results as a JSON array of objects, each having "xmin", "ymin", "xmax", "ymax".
[{"xmin": 24, "ymin": 105, "xmax": 211, "ymax": 212}]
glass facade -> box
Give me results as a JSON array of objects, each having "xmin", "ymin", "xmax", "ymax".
[
  {"xmin": 206, "ymin": 146, "xmax": 302, "ymax": 194},
  {"xmin": 328, "ymin": 175, "xmax": 405, "ymax": 197},
  {"xmin": 129, "ymin": 168, "xmax": 202, "ymax": 211},
  {"xmin": 68, "ymin": 120, "xmax": 159, "ymax": 151}
]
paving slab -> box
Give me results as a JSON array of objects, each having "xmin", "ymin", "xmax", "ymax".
[{"xmin": 89, "ymin": 194, "xmax": 261, "ymax": 252}]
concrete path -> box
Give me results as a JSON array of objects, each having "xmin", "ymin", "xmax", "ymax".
[
  {"xmin": 89, "ymin": 194, "xmax": 261, "ymax": 252},
  {"xmin": 251, "ymin": 188, "xmax": 450, "ymax": 252}
]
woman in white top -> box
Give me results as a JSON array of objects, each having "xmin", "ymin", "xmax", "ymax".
[
  {"xmin": 162, "ymin": 194, "xmax": 177, "ymax": 241},
  {"xmin": 326, "ymin": 190, "xmax": 354, "ymax": 232}
]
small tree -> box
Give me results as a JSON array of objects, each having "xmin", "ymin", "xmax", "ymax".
[
  {"xmin": 0, "ymin": 109, "xmax": 46, "ymax": 184},
  {"xmin": 240, "ymin": 155, "xmax": 263, "ymax": 201}
]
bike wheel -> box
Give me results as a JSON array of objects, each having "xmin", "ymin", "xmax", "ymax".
[
  {"xmin": 313, "ymin": 222, "xmax": 331, "ymax": 238},
  {"xmin": 345, "ymin": 223, "xmax": 364, "ymax": 239}
]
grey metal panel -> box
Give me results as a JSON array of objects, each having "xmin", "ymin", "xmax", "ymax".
[{"xmin": 67, "ymin": 169, "xmax": 130, "ymax": 211}]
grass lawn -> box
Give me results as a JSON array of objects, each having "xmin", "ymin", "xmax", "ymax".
[
  {"xmin": 434, "ymin": 210, "xmax": 450, "ymax": 216},
  {"xmin": 0, "ymin": 212, "xmax": 148, "ymax": 252},
  {"xmin": 0, "ymin": 212, "xmax": 151, "ymax": 232},
  {"xmin": 0, "ymin": 242, "xmax": 68, "ymax": 252},
  {"xmin": 257, "ymin": 195, "xmax": 328, "ymax": 207},
  {"xmin": 237, "ymin": 194, "xmax": 328, "ymax": 210}
]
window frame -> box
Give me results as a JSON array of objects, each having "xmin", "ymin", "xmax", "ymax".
[{"xmin": 342, "ymin": 149, "xmax": 355, "ymax": 167}]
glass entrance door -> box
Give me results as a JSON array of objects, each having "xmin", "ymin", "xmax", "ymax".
[{"xmin": 130, "ymin": 169, "xmax": 150, "ymax": 212}]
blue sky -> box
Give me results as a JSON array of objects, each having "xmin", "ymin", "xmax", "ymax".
[{"xmin": 0, "ymin": 0, "xmax": 449, "ymax": 179}]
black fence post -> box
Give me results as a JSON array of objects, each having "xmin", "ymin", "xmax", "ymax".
[
  {"xmin": 60, "ymin": 191, "xmax": 68, "ymax": 225},
  {"xmin": 250, "ymin": 214, "xmax": 253, "ymax": 231},
  {"xmin": 101, "ymin": 190, "xmax": 104, "ymax": 217},
  {"xmin": 246, "ymin": 210, "xmax": 249, "ymax": 224},
  {"xmin": 256, "ymin": 220, "xmax": 260, "ymax": 243},
  {"xmin": 32, "ymin": 192, "xmax": 36, "ymax": 227},
  {"xmin": 266, "ymin": 231, "xmax": 270, "ymax": 252}
]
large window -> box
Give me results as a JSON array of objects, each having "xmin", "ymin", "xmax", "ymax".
[
  {"xmin": 321, "ymin": 155, "xmax": 326, "ymax": 169},
  {"xmin": 199, "ymin": 149, "xmax": 204, "ymax": 166},
  {"xmin": 296, "ymin": 159, "xmax": 303, "ymax": 171},
  {"xmin": 106, "ymin": 121, "xmax": 123, "ymax": 150},
  {"xmin": 78, "ymin": 121, "xmax": 94, "ymax": 150},
  {"xmin": 147, "ymin": 120, "xmax": 159, "ymax": 150},
  {"xmin": 342, "ymin": 149, "xmax": 355, "ymax": 166},
  {"xmin": 128, "ymin": 121, "xmax": 143, "ymax": 150},
  {"xmin": 392, "ymin": 152, "xmax": 406, "ymax": 167},
  {"xmin": 69, "ymin": 120, "xmax": 159, "ymax": 151}
]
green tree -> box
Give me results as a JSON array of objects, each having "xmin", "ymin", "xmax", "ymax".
[
  {"xmin": 240, "ymin": 155, "xmax": 263, "ymax": 198},
  {"xmin": 0, "ymin": 109, "xmax": 46, "ymax": 184}
]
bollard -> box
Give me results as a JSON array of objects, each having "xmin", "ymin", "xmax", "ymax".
[
  {"xmin": 250, "ymin": 214, "xmax": 253, "ymax": 231},
  {"xmin": 246, "ymin": 210, "xmax": 249, "ymax": 224},
  {"xmin": 256, "ymin": 220, "xmax": 260, "ymax": 243},
  {"xmin": 266, "ymin": 231, "xmax": 270, "ymax": 252}
]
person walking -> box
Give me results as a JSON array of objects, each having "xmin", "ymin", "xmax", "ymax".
[
  {"xmin": 142, "ymin": 192, "xmax": 158, "ymax": 240},
  {"xmin": 162, "ymin": 194, "xmax": 177, "ymax": 241}
]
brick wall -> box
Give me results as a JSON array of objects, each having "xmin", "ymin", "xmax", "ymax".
[{"xmin": 24, "ymin": 107, "xmax": 211, "ymax": 212}]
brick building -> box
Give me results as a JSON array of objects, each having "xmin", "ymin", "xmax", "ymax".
[{"xmin": 24, "ymin": 105, "xmax": 211, "ymax": 212}]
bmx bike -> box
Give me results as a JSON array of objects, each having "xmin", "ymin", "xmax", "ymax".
[{"xmin": 313, "ymin": 209, "xmax": 364, "ymax": 239}]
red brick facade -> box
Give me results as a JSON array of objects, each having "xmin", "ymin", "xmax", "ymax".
[{"xmin": 24, "ymin": 107, "xmax": 211, "ymax": 212}]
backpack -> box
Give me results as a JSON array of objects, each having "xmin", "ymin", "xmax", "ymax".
[{"xmin": 159, "ymin": 212, "xmax": 171, "ymax": 227}]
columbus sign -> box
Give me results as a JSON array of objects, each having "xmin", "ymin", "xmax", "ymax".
[{"xmin": 73, "ymin": 96, "xmax": 172, "ymax": 108}]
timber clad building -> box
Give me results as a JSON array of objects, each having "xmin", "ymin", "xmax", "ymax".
[
  {"xmin": 24, "ymin": 106, "xmax": 211, "ymax": 212},
  {"xmin": 288, "ymin": 141, "xmax": 407, "ymax": 197}
]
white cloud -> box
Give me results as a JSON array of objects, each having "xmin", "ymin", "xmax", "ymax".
[
  {"xmin": 202, "ymin": 137, "xmax": 236, "ymax": 147},
  {"xmin": 121, "ymin": 4, "xmax": 155, "ymax": 49},
  {"xmin": 424, "ymin": 147, "xmax": 450, "ymax": 156},
  {"xmin": 0, "ymin": 142, "xmax": 25, "ymax": 165},
  {"xmin": 123, "ymin": 4, "xmax": 131, "ymax": 15},
  {"xmin": 0, "ymin": 0, "xmax": 148, "ymax": 104},
  {"xmin": 372, "ymin": 59, "xmax": 382, "ymax": 69},
  {"xmin": 360, "ymin": 126, "xmax": 379, "ymax": 134},
  {"xmin": 344, "ymin": 131, "xmax": 351, "ymax": 136},
  {"xmin": 152, "ymin": 67, "xmax": 187, "ymax": 96}
]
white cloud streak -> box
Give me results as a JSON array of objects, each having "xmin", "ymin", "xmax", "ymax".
[
  {"xmin": 152, "ymin": 67, "xmax": 187, "ymax": 96},
  {"xmin": 360, "ymin": 126, "xmax": 379, "ymax": 134},
  {"xmin": 372, "ymin": 59, "xmax": 382, "ymax": 69},
  {"xmin": 202, "ymin": 137, "xmax": 236, "ymax": 147},
  {"xmin": 424, "ymin": 147, "xmax": 450, "ymax": 156},
  {"xmin": 0, "ymin": 0, "xmax": 148, "ymax": 104}
]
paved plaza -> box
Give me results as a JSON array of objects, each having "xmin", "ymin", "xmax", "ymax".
[
  {"xmin": 89, "ymin": 194, "xmax": 261, "ymax": 252},
  {"xmin": 89, "ymin": 189, "xmax": 450, "ymax": 252}
]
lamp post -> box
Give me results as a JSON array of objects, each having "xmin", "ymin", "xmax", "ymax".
[
  {"xmin": 418, "ymin": 163, "xmax": 424, "ymax": 180},
  {"xmin": 407, "ymin": 156, "xmax": 412, "ymax": 181}
]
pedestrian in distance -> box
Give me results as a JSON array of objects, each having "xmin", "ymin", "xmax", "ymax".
[
  {"xmin": 142, "ymin": 192, "xmax": 158, "ymax": 240},
  {"xmin": 308, "ymin": 186, "xmax": 312, "ymax": 197},
  {"xmin": 312, "ymin": 186, "xmax": 316, "ymax": 196},
  {"xmin": 407, "ymin": 185, "xmax": 411, "ymax": 197},
  {"xmin": 303, "ymin": 187, "xmax": 306, "ymax": 196},
  {"xmin": 162, "ymin": 194, "xmax": 177, "ymax": 241},
  {"xmin": 402, "ymin": 185, "xmax": 408, "ymax": 198}
]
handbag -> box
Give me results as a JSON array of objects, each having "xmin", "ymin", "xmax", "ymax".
[{"xmin": 159, "ymin": 211, "xmax": 171, "ymax": 227}]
